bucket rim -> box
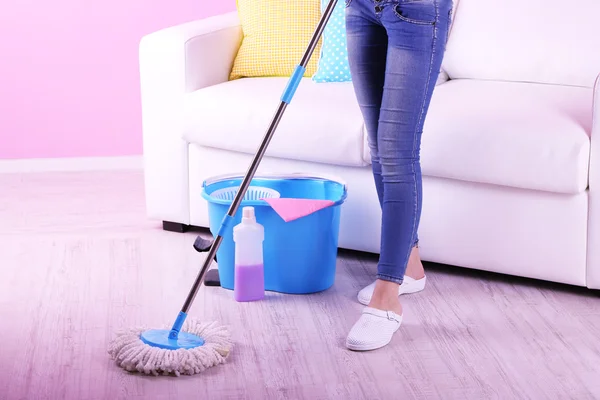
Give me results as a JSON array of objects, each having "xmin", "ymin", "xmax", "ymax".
[{"xmin": 201, "ymin": 172, "xmax": 348, "ymax": 206}]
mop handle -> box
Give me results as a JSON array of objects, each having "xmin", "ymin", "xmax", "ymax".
[{"xmin": 173, "ymin": 0, "xmax": 339, "ymax": 323}]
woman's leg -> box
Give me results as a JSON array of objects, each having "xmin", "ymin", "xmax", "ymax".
[
  {"xmin": 343, "ymin": 0, "xmax": 387, "ymax": 206},
  {"xmin": 346, "ymin": 0, "xmax": 452, "ymax": 351},
  {"xmin": 346, "ymin": 0, "xmax": 427, "ymax": 309}
]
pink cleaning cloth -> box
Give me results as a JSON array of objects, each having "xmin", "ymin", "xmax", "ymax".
[{"xmin": 262, "ymin": 198, "xmax": 335, "ymax": 222}]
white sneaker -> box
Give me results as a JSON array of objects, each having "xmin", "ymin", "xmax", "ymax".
[
  {"xmin": 357, "ymin": 275, "xmax": 426, "ymax": 306},
  {"xmin": 346, "ymin": 307, "xmax": 403, "ymax": 351}
]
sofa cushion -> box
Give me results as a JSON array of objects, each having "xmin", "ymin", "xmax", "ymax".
[
  {"xmin": 312, "ymin": 0, "xmax": 351, "ymax": 83},
  {"xmin": 418, "ymin": 79, "xmax": 592, "ymax": 194},
  {"xmin": 182, "ymin": 77, "xmax": 368, "ymax": 167},
  {"xmin": 443, "ymin": 0, "xmax": 600, "ymax": 88},
  {"xmin": 183, "ymin": 77, "xmax": 592, "ymax": 195},
  {"xmin": 229, "ymin": 0, "xmax": 322, "ymax": 80}
]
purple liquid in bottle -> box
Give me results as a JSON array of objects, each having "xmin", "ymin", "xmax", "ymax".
[
  {"xmin": 233, "ymin": 206, "xmax": 265, "ymax": 302},
  {"xmin": 234, "ymin": 264, "xmax": 265, "ymax": 302}
]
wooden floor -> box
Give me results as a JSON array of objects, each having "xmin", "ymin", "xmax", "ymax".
[{"xmin": 1, "ymin": 170, "xmax": 600, "ymax": 400}]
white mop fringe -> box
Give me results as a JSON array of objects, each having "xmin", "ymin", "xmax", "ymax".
[{"xmin": 108, "ymin": 318, "xmax": 233, "ymax": 376}]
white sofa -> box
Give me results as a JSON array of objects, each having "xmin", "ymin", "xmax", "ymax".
[{"xmin": 139, "ymin": 0, "xmax": 600, "ymax": 290}]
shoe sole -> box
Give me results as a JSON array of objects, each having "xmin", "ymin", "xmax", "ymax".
[{"xmin": 346, "ymin": 338, "xmax": 393, "ymax": 351}]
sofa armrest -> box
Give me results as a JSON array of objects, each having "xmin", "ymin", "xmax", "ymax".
[
  {"xmin": 587, "ymin": 72, "xmax": 600, "ymax": 288},
  {"xmin": 139, "ymin": 12, "xmax": 242, "ymax": 224}
]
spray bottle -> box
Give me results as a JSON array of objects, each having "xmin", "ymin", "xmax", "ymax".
[{"xmin": 233, "ymin": 206, "xmax": 265, "ymax": 302}]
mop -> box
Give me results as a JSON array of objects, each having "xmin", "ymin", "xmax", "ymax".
[{"xmin": 107, "ymin": 0, "xmax": 339, "ymax": 376}]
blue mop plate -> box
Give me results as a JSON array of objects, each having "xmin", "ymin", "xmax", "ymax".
[{"xmin": 140, "ymin": 329, "xmax": 205, "ymax": 350}]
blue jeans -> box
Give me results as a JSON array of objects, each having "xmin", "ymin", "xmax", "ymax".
[{"xmin": 345, "ymin": 0, "xmax": 452, "ymax": 284}]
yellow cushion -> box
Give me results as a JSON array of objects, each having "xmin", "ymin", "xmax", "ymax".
[{"xmin": 230, "ymin": 0, "xmax": 322, "ymax": 80}]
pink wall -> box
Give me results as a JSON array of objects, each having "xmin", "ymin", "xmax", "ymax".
[{"xmin": 0, "ymin": 0, "xmax": 236, "ymax": 160}]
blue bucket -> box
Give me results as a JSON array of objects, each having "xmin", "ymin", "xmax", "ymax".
[{"xmin": 201, "ymin": 173, "xmax": 348, "ymax": 294}]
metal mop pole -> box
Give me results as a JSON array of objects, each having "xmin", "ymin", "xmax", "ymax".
[{"xmin": 168, "ymin": 0, "xmax": 340, "ymax": 338}]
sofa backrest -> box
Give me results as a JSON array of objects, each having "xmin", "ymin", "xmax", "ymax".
[{"xmin": 442, "ymin": 0, "xmax": 600, "ymax": 88}]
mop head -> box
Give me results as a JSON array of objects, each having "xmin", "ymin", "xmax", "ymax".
[{"xmin": 108, "ymin": 318, "xmax": 233, "ymax": 376}]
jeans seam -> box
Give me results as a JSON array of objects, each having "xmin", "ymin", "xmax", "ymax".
[
  {"xmin": 445, "ymin": 8, "xmax": 452, "ymax": 46},
  {"xmin": 408, "ymin": 0, "xmax": 438, "ymax": 259}
]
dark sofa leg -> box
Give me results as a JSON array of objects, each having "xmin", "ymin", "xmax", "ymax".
[{"xmin": 162, "ymin": 221, "xmax": 190, "ymax": 233}]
